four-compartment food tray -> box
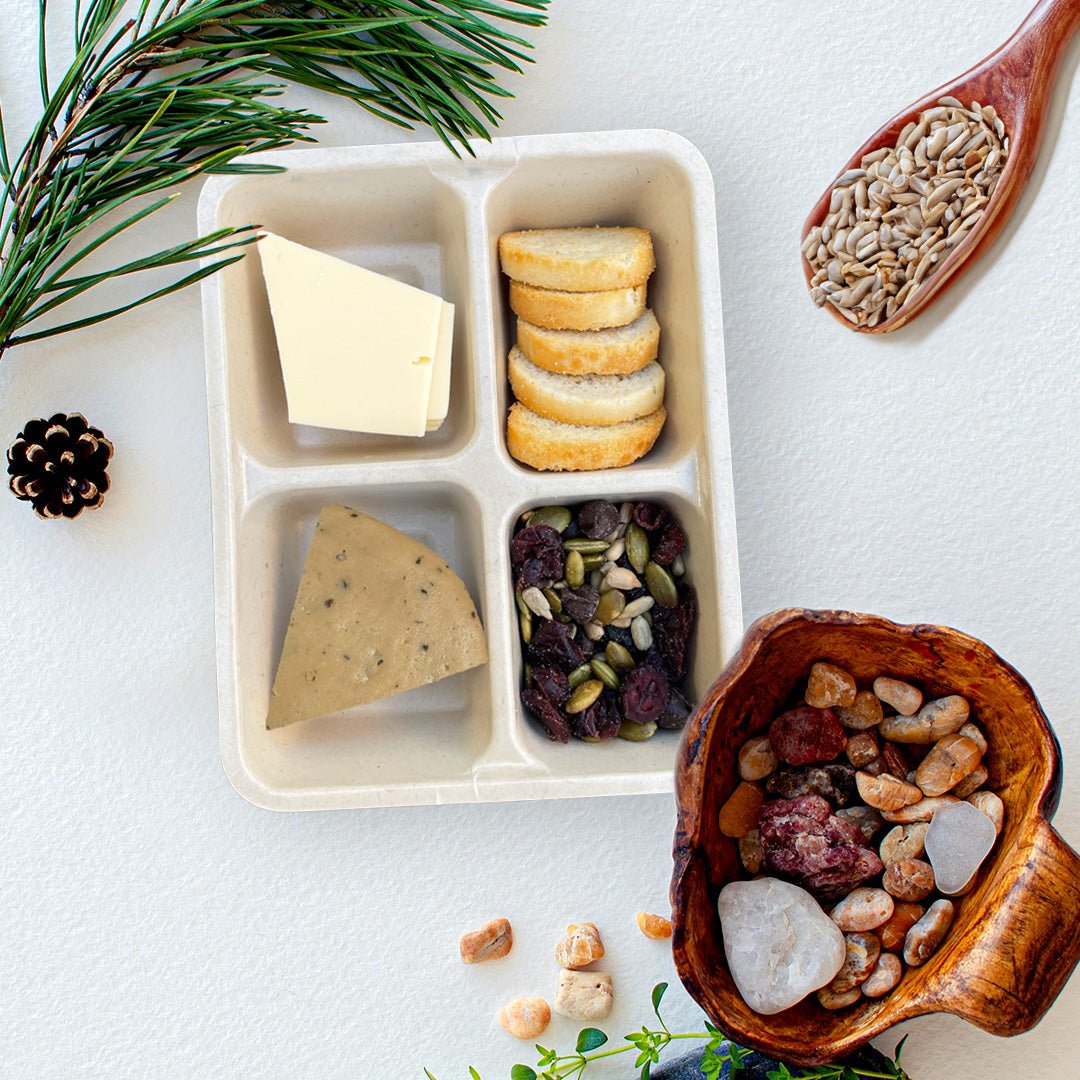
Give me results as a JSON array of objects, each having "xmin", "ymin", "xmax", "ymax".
[{"xmin": 199, "ymin": 129, "xmax": 742, "ymax": 811}]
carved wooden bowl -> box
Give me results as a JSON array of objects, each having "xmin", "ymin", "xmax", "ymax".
[{"xmin": 671, "ymin": 608, "xmax": 1080, "ymax": 1065}]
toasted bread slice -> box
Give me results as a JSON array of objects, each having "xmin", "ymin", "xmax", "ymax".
[
  {"xmin": 498, "ymin": 227, "xmax": 654, "ymax": 291},
  {"xmin": 506, "ymin": 402, "xmax": 666, "ymax": 472},
  {"xmin": 516, "ymin": 310, "xmax": 660, "ymax": 375},
  {"xmin": 509, "ymin": 281, "xmax": 646, "ymax": 331},
  {"xmin": 508, "ymin": 346, "xmax": 664, "ymax": 427}
]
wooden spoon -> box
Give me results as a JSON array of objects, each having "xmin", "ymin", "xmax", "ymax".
[{"xmin": 801, "ymin": 0, "xmax": 1080, "ymax": 334}]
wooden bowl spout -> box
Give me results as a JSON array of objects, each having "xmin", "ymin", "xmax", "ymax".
[{"xmin": 671, "ymin": 607, "xmax": 1080, "ymax": 1065}]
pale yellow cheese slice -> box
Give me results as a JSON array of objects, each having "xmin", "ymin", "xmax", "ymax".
[
  {"xmin": 258, "ymin": 233, "xmax": 442, "ymax": 437},
  {"xmin": 426, "ymin": 301, "xmax": 454, "ymax": 431},
  {"xmin": 266, "ymin": 504, "xmax": 488, "ymax": 729}
]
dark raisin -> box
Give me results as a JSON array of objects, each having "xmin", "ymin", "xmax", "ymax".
[
  {"xmin": 527, "ymin": 618, "xmax": 590, "ymax": 671},
  {"xmin": 571, "ymin": 690, "xmax": 621, "ymax": 740},
  {"xmin": 561, "ymin": 585, "xmax": 599, "ymax": 624},
  {"xmin": 651, "ymin": 523, "xmax": 686, "ymax": 566},
  {"xmin": 603, "ymin": 623, "xmax": 635, "ymax": 651},
  {"xmin": 577, "ymin": 500, "xmax": 620, "ymax": 539},
  {"xmin": 638, "ymin": 645, "xmax": 668, "ymax": 673},
  {"xmin": 623, "ymin": 585, "xmax": 649, "ymax": 604},
  {"xmin": 510, "ymin": 524, "xmax": 564, "ymax": 589},
  {"xmin": 632, "ymin": 501, "xmax": 668, "ymax": 531},
  {"xmin": 531, "ymin": 664, "xmax": 569, "ymax": 707},
  {"xmin": 521, "ymin": 689, "xmax": 570, "ymax": 743},
  {"xmin": 656, "ymin": 685, "xmax": 693, "ymax": 730},
  {"xmin": 652, "ymin": 584, "xmax": 696, "ymax": 679},
  {"xmin": 561, "ymin": 517, "xmax": 582, "ymax": 540},
  {"xmin": 620, "ymin": 664, "xmax": 670, "ymax": 724}
]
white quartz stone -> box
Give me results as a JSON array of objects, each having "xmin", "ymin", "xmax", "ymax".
[
  {"xmin": 717, "ymin": 877, "xmax": 846, "ymax": 1015},
  {"xmin": 924, "ymin": 799, "xmax": 998, "ymax": 895}
]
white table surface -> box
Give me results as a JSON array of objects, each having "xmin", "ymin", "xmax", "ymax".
[{"xmin": 3, "ymin": 1, "xmax": 1078, "ymax": 1077}]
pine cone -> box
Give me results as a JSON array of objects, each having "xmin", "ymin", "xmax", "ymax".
[{"xmin": 7, "ymin": 413, "xmax": 113, "ymax": 519}]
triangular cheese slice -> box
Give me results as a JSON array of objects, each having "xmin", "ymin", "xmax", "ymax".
[
  {"xmin": 267, "ymin": 504, "xmax": 488, "ymax": 729},
  {"xmin": 258, "ymin": 233, "xmax": 441, "ymax": 437}
]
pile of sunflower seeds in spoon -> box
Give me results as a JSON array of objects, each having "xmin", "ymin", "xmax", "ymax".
[{"xmin": 803, "ymin": 96, "xmax": 1010, "ymax": 328}]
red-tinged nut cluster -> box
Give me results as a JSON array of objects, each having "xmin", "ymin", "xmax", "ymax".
[{"xmin": 717, "ymin": 663, "xmax": 1005, "ymax": 1013}]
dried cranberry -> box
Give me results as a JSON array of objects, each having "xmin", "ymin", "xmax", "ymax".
[
  {"xmin": 561, "ymin": 585, "xmax": 599, "ymax": 625},
  {"xmin": 656, "ymin": 685, "xmax": 693, "ymax": 730},
  {"xmin": 577, "ymin": 500, "xmax": 620, "ymax": 539},
  {"xmin": 521, "ymin": 689, "xmax": 570, "ymax": 743},
  {"xmin": 620, "ymin": 664, "xmax": 669, "ymax": 724},
  {"xmin": 531, "ymin": 665, "xmax": 569, "ymax": 708},
  {"xmin": 527, "ymin": 618, "xmax": 589, "ymax": 671},
  {"xmin": 571, "ymin": 690, "xmax": 621, "ymax": 740},
  {"xmin": 510, "ymin": 524, "xmax": 564, "ymax": 589},
  {"xmin": 651, "ymin": 523, "xmax": 686, "ymax": 566},
  {"xmin": 632, "ymin": 501, "xmax": 668, "ymax": 531},
  {"xmin": 652, "ymin": 584, "xmax": 696, "ymax": 679},
  {"xmin": 768, "ymin": 705, "xmax": 848, "ymax": 765}
]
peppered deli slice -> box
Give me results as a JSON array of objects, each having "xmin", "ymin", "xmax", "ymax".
[{"xmin": 266, "ymin": 504, "xmax": 487, "ymax": 729}]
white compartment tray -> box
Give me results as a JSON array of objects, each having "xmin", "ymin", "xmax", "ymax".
[{"xmin": 199, "ymin": 129, "xmax": 742, "ymax": 811}]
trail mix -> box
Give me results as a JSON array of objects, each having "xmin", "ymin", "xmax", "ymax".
[
  {"xmin": 717, "ymin": 663, "xmax": 1004, "ymax": 1014},
  {"xmin": 510, "ymin": 499, "xmax": 696, "ymax": 743}
]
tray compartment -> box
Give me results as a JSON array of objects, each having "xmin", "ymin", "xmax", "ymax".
[
  {"xmin": 485, "ymin": 140, "xmax": 713, "ymax": 473},
  {"xmin": 209, "ymin": 162, "xmax": 479, "ymax": 468},
  {"xmin": 229, "ymin": 480, "xmax": 492, "ymax": 802},
  {"xmin": 502, "ymin": 485, "xmax": 723, "ymax": 775}
]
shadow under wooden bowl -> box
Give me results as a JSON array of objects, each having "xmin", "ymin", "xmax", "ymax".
[{"xmin": 670, "ymin": 608, "xmax": 1080, "ymax": 1066}]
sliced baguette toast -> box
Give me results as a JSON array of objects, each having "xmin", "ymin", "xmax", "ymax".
[
  {"xmin": 506, "ymin": 402, "xmax": 666, "ymax": 472},
  {"xmin": 516, "ymin": 310, "xmax": 660, "ymax": 375},
  {"xmin": 509, "ymin": 280, "xmax": 646, "ymax": 331},
  {"xmin": 498, "ymin": 226, "xmax": 654, "ymax": 291},
  {"xmin": 508, "ymin": 346, "xmax": 664, "ymax": 427}
]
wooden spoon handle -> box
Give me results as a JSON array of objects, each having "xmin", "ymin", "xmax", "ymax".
[
  {"xmin": 948, "ymin": 819, "xmax": 1080, "ymax": 1034},
  {"xmin": 994, "ymin": 0, "xmax": 1080, "ymax": 99}
]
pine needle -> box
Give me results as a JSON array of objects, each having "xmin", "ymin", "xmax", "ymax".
[{"xmin": 0, "ymin": 0, "xmax": 548, "ymax": 355}]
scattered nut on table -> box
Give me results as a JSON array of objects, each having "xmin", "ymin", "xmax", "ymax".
[
  {"xmin": 554, "ymin": 970, "xmax": 614, "ymax": 1021},
  {"xmin": 636, "ymin": 911, "xmax": 673, "ymax": 940},
  {"xmin": 460, "ymin": 917, "xmax": 513, "ymax": 964},
  {"xmin": 555, "ymin": 922, "xmax": 605, "ymax": 969},
  {"xmin": 497, "ymin": 997, "xmax": 551, "ymax": 1040}
]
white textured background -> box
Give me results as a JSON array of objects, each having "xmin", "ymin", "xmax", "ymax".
[{"xmin": 2, "ymin": 1, "xmax": 1078, "ymax": 1077}]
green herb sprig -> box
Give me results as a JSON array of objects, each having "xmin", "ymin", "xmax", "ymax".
[
  {"xmin": 424, "ymin": 983, "xmax": 911, "ymax": 1080},
  {"xmin": 0, "ymin": 0, "xmax": 547, "ymax": 357}
]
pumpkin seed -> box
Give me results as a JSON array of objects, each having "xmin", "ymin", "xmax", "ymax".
[
  {"xmin": 565, "ymin": 679, "xmax": 604, "ymax": 714},
  {"xmin": 581, "ymin": 554, "xmax": 606, "ymax": 571},
  {"xmin": 591, "ymin": 657, "xmax": 620, "ymax": 690},
  {"xmin": 618, "ymin": 719, "xmax": 658, "ymax": 741},
  {"xmin": 579, "ymin": 735, "xmax": 604, "ymax": 744},
  {"xmin": 645, "ymin": 561, "xmax": 678, "ymax": 608},
  {"xmin": 542, "ymin": 587, "xmax": 562, "ymax": 615},
  {"xmin": 519, "ymin": 609, "xmax": 532, "ymax": 644},
  {"xmin": 563, "ymin": 538, "xmax": 610, "ymax": 554},
  {"xmin": 523, "ymin": 663, "xmax": 534, "ymax": 688},
  {"xmin": 568, "ymin": 663, "xmax": 593, "ymax": 690},
  {"xmin": 527, "ymin": 505, "xmax": 572, "ymax": 532},
  {"xmin": 605, "ymin": 641, "xmax": 635, "ymax": 673},
  {"xmin": 565, "ymin": 549, "xmax": 585, "ymax": 587},
  {"xmin": 514, "ymin": 590, "xmax": 530, "ymax": 618},
  {"xmin": 594, "ymin": 588, "xmax": 626, "ymax": 625},
  {"xmin": 626, "ymin": 523, "xmax": 650, "ymax": 573}
]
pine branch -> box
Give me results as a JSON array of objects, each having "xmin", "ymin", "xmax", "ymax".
[{"xmin": 0, "ymin": 0, "xmax": 548, "ymax": 356}]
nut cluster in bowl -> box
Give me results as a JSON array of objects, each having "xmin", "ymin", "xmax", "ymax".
[
  {"xmin": 510, "ymin": 498, "xmax": 696, "ymax": 743},
  {"xmin": 717, "ymin": 661, "xmax": 1004, "ymax": 1015}
]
